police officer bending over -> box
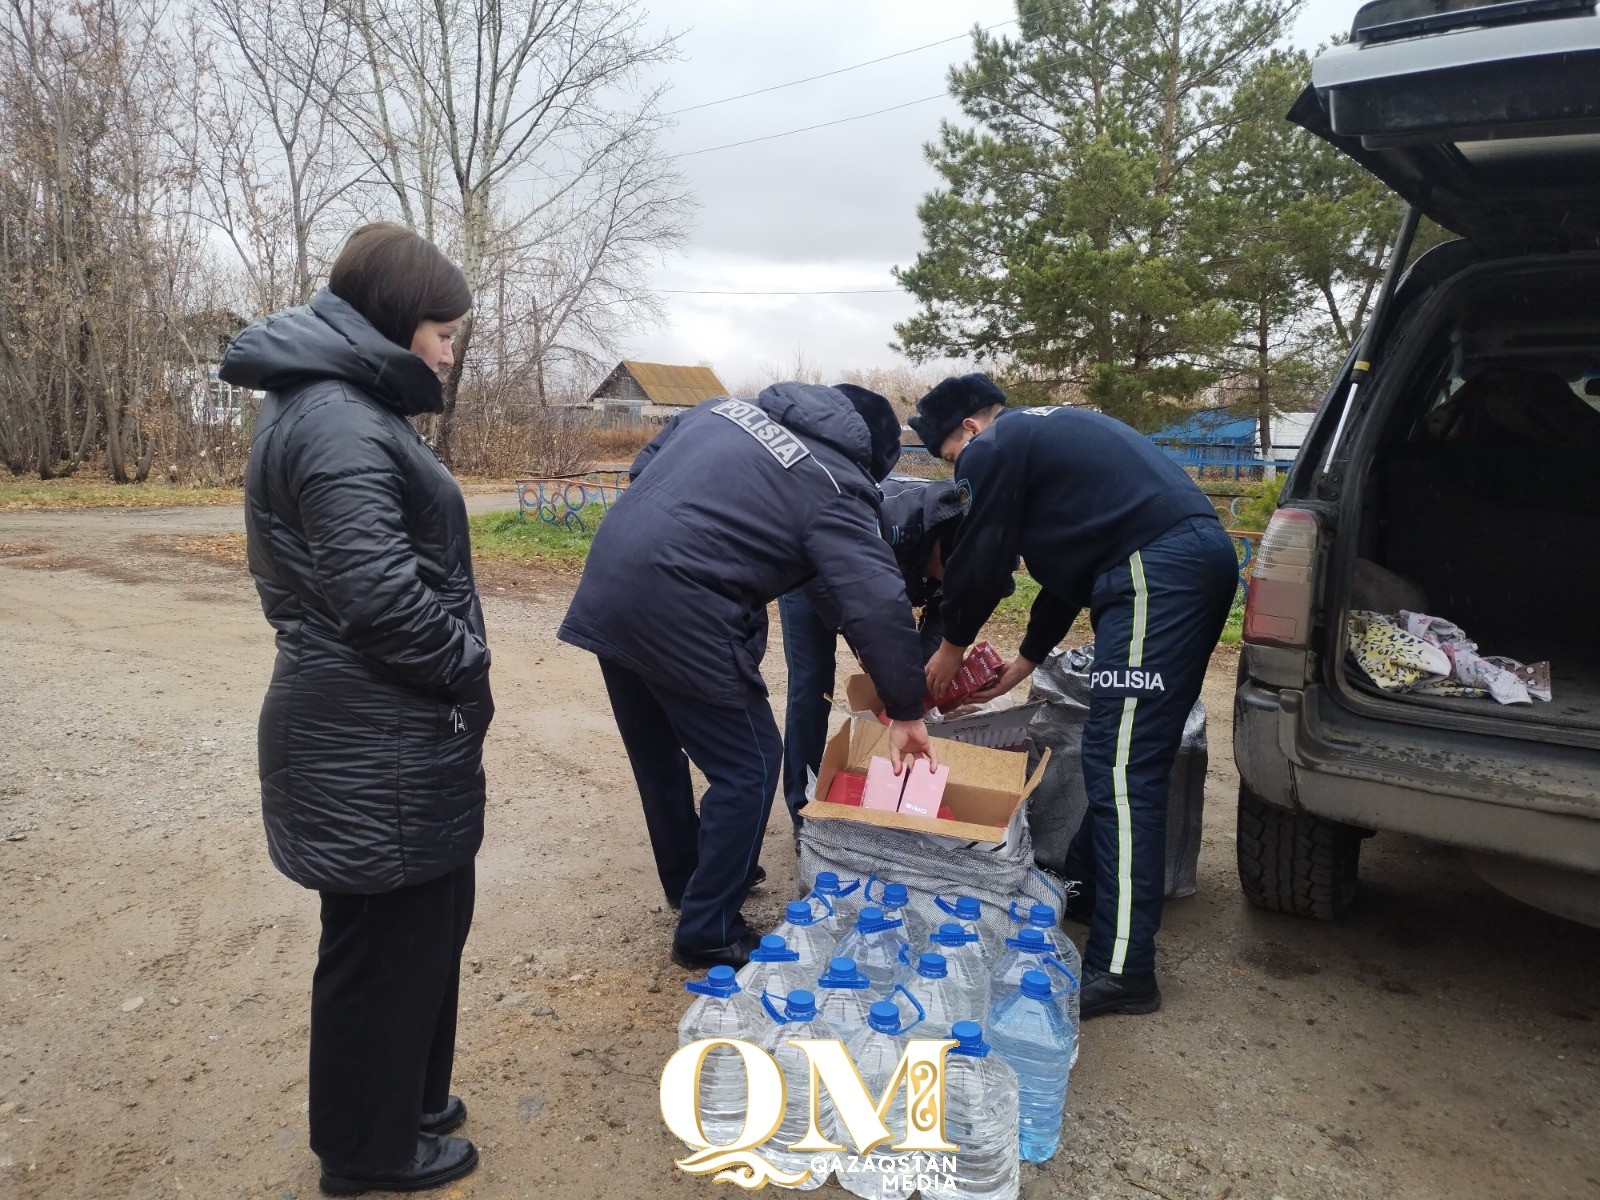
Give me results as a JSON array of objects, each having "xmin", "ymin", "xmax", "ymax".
[
  {"xmin": 559, "ymin": 382, "xmax": 936, "ymax": 970},
  {"xmin": 777, "ymin": 474, "xmax": 968, "ymax": 828},
  {"xmin": 911, "ymin": 373, "xmax": 1236, "ymax": 1018}
]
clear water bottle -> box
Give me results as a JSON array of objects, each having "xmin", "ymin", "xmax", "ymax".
[
  {"xmin": 837, "ymin": 1000, "xmax": 920, "ymax": 1200},
  {"xmin": 943, "ymin": 1020, "xmax": 1020, "ymax": 1200},
  {"xmin": 1008, "ymin": 902, "xmax": 1084, "ymax": 990},
  {"xmin": 928, "ymin": 922, "xmax": 992, "ymax": 1023},
  {"xmin": 737, "ymin": 934, "xmax": 811, "ymax": 1005},
  {"xmin": 756, "ymin": 989, "xmax": 834, "ymax": 1191},
  {"xmin": 896, "ymin": 952, "xmax": 971, "ymax": 1030},
  {"xmin": 1006, "ymin": 903, "xmax": 1082, "ymax": 1046},
  {"xmin": 873, "ymin": 881, "xmax": 929, "ymax": 950},
  {"xmin": 809, "ymin": 870, "xmax": 867, "ymax": 922},
  {"xmin": 769, "ymin": 899, "xmax": 838, "ymax": 980},
  {"xmin": 934, "ymin": 894, "xmax": 999, "ymax": 961},
  {"xmin": 831, "ymin": 906, "xmax": 911, "ymax": 998},
  {"xmin": 678, "ymin": 965, "xmax": 764, "ymax": 1145},
  {"xmin": 989, "ymin": 929, "xmax": 1076, "ymax": 1009},
  {"xmin": 986, "ymin": 969, "xmax": 1074, "ymax": 1162},
  {"xmin": 814, "ymin": 956, "xmax": 874, "ymax": 1041}
]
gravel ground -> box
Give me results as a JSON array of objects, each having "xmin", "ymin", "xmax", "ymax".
[{"xmin": 1, "ymin": 503, "xmax": 1597, "ymax": 1200}]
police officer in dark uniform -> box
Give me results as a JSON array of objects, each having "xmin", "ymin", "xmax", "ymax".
[
  {"xmin": 777, "ymin": 474, "xmax": 967, "ymax": 826},
  {"xmin": 911, "ymin": 373, "xmax": 1236, "ymax": 1017},
  {"xmin": 559, "ymin": 382, "xmax": 936, "ymax": 970}
]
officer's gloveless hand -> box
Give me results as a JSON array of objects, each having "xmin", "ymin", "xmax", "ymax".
[
  {"xmin": 969, "ymin": 653, "xmax": 1036, "ymax": 704},
  {"xmin": 924, "ymin": 639, "xmax": 967, "ymax": 701},
  {"xmin": 887, "ymin": 718, "xmax": 937, "ymax": 773}
]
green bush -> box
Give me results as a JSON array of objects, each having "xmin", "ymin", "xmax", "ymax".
[{"xmin": 1230, "ymin": 474, "xmax": 1286, "ymax": 532}]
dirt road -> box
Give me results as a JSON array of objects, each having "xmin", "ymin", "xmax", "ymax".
[{"xmin": 2, "ymin": 504, "xmax": 1597, "ymax": 1200}]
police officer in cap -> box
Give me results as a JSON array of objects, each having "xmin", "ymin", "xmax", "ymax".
[
  {"xmin": 776, "ymin": 474, "xmax": 968, "ymax": 827},
  {"xmin": 560, "ymin": 382, "xmax": 936, "ymax": 970},
  {"xmin": 911, "ymin": 373, "xmax": 1236, "ymax": 1017}
]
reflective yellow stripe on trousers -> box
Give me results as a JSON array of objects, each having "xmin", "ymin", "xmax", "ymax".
[{"xmin": 1110, "ymin": 550, "xmax": 1147, "ymax": 975}]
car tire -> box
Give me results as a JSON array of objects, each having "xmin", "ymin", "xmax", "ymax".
[{"xmin": 1236, "ymin": 785, "xmax": 1362, "ymax": 919}]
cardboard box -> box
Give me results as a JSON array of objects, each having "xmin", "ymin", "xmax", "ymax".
[
  {"xmin": 809, "ymin": 716, "xmax": 1049, "ymax": 846},
  {"xmin": 844, "ymin": 673, "xmax": 1047, "ymax": 751}
]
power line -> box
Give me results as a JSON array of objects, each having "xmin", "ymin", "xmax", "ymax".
[
  {"xmin": 659, "ymin": 287, "xmax": 902, "ymax": 295},
  {"xmin": 673, "ymin": 93, "xmax": 947, "ymax": 159},
  {"xmin": 662, "ymin": 3, "xmax": 1070, "ymax": 118}
]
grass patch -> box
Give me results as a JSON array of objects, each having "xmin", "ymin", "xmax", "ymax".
[
  {"xmin": 0, "ymin": 478, "xmax": 242, "ymax": 511},
  {"xmin": 1218, "ymin": 592, "xmax": 1246, "ymax": 645},
  {"xmin": 990, "ymin": 571, "xmax": 1040, "ymax": 632},
  {"xmin": 469, "ymin": 506, "xmax": 606, "ymax": 573}
]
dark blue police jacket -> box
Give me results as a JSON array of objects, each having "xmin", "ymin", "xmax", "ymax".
[{"xmin": 556, "ymin": 383, "xmax": 927, "ymax": 720}]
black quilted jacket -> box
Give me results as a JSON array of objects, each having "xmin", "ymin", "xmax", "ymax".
[{"xmin": 220, "ymin": 288, "xmax": 493, "ymax": 893}]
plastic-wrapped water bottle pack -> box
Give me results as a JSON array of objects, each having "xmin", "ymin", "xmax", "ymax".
[{"xmin": 673, "ymin": 872, "xmax": 1083, "ymax": 1197}]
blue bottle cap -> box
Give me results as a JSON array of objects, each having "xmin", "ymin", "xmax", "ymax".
[
  {"xmin": 929, "ymin": 922, "xmax": 978, "ymax": 948},
  {"xmin": 785, "ymin": 899, "xmax": 815, "ymax": 924},
  {"xmin": 882, "ymin": 882, "xmax": 910, "ymax": 908},
  {"xmin": 1028, "ymin": 903, "xmax": 1057, "ymax": 927},
  {"xmin": 1004, "ymin": 927, "xmax": 1048, "ymax": 952},
  {"xmin": 954, "ymin": 896, "xmax": 981, "ymax": 921},
  {"xmin": 817, "ymin": 957, "xmax": 870, "ymax": 990},
  {"xmin": 867, "ymin": 999, "xmax": 901, "ymax": 1033},
  {"xmin": 685, "ymin": 963, "xmax": 741, "ymax": 998},
  {"xmin": 751, "ymin": 934, "xmax": 799, "ymax": 963},
  {"xmin": 785, "ymin": 990, "xmax": 818, "ymax": 1020},
  {"xmin": 1020, "ymin": 969, "xmax": 1052, "ymax": 1000},
  {"xmin": 815, "ymin": 871, "xmax": 841, "ymax": 891},
  {"xmin": 917, "ymin": 952, "xmax": 948, "ymax": 979},
  {"xmin": 950, "ymin": 1020, "xmax": 989, "ymax": 1057},
  {"xmin": 858, "ymin": 906, "xmax": 884, "ymax": 925}
]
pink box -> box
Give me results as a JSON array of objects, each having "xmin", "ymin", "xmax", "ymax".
[
  {"xmin": 896, "ymin": 758, "xmax": 951, "ymax": 818},
  {"xmin": 862, "ymin": 756, "xmax": 905, "ymax": 811}
]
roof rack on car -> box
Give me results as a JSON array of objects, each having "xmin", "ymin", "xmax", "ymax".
[{"xmin": 1351, "ymin": 0, "xmax": 1594, "ymax": 44}]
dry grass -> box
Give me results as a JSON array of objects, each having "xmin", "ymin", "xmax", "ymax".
[
  {"xmin": 0, "ymin": 478, "xmax": 242, "ymax": 511},
  {"xmin": 586, "ymin": 424, "xmax": 653, "ymax": 462}
]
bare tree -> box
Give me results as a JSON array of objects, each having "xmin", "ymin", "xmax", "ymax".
[
  {"xmin": 337, "ymin": 0, "xmax": 689, "ymax": 462},
  {"xmin": 0, "ymin": 0, "xmax": 214, "ymax": 481},
  {"xmin": 198, "ymin": 0, "xmax": 371, "ymax": 312}
]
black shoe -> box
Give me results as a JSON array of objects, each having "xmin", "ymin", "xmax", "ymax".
[
  {"xmin": 1079, "ymin": 965, "xmax": 1162, "ymax": 1019},
  {"xmin": 420, "ymin": 1095, "xmax": 466, "ymax": 1136},
  {"xmin": 670, "ymin": 929, "xmax": 761, "ymax": 971},
  {"xmin": 667, "ymin": 865, "xmax": 766, "ymax": 912},
  {"xmin": 319, "ymin": 1134, "xmax": 478, "ymax": 1196}
]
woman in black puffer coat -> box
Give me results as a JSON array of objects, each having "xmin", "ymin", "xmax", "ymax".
[{"xmin": 219, "ymin": 222, "xmax": 491, "ymax": 1196}]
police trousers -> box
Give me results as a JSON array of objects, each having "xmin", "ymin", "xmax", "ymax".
[
  {"xmin": 598, "ymin": 658, "xmax": 781, "ymax": 951},
  {"xmin": 1064, "ymin": 516, "xmax": 1237, "ymax": 976}
]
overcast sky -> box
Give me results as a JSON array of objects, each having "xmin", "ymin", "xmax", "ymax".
[{"xmin": 620, "ymin": 0, "xmax": 1359, "ymax": 388}]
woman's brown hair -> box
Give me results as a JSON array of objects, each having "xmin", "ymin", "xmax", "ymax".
[{"xmin": 327, "ymin": 222, "xmax": 472, "ymax": 348}]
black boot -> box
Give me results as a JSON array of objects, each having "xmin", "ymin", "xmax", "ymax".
[
  {"xmin": 420, "ymin": 1095, "xmax": 466, "ymax": 1136},
  {"xmin": 671, "ymin": 928, "xmax": 761, "ymax": 971},
  {"xmin": 1079, "ymin": 965, "xmax": 1162, "ymax": 1018},
  {"xmin": 319, "ymin": 1134, "xmax": 478, "ymax": 1196}
]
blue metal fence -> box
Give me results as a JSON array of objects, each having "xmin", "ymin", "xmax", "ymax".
[{"xmin": 515, "ymin": 471, "xmax": 628, "ymax": 531}]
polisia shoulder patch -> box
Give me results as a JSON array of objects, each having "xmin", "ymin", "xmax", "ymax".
[{"xmin": 711, "ymin": 399, "xmax": 811, "ymax": 469}]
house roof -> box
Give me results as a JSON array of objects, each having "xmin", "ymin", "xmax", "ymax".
[
  {"xmin": 1151, "ymin": 409, "xmax": 1261, "ymax": 446},
  {"xmin": 1151, "ymin": 408, "xmax": 1317, "ymax": 450},
  {"xmin": 591, "ymin": 360, "xmax": 728, "ymax": 407}
]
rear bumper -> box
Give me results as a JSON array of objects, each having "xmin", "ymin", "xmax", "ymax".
[{"xmin": 1235, "ymin": 680, "xmax": 1600, "ymax": 874}]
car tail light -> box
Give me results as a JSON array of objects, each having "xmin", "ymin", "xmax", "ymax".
[{"xmin": 1243, "ymin": 508, "xmax": 1320, "ymax": 649}]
